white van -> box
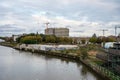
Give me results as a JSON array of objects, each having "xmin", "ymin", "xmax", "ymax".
[{"xmin": 104, "ymin": 42, "xmax": 115, "ymax": 49}]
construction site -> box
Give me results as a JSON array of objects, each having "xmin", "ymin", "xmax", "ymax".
[{"xmin": 44, "ymin": 22, "xmax": 69, "ymax": 37}]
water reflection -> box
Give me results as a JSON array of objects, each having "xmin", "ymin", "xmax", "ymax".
[{"xmin": 0, "ymin": 46, "xmax": 102, "ymax": 80}]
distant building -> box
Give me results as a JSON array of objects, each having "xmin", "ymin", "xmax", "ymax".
[
  {"xmin": 12, "ymin": 35, "xmax": 21, "ymax": 42},
  {"xmin": 45, "ymin": 28, "xmax": 55, "ymax": 35},
  {"xmin": 45, "ymin": 28, "xmax": 69, "ymax": 37},
  {"xmin": 71, "ymin": 37, "xmax": 90, "ymax": 44}
]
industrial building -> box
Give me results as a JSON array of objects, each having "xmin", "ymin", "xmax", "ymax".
[{"xmin": 45, "ymin": 28, "xmax": 69, "ymax": 37}]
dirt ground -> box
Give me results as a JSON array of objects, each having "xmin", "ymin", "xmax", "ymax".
[{"xmin": 88, "ymin": 50, "xmax": 98, "ymax": 56}]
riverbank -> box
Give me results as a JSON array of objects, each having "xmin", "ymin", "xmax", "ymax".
[
  {"xmin": 0, "ymin": 42, "xmax": 117, "ymax": 80},
  {"xmin": 0, "ymin": 42, "xmax": 17, "ymax": 48}
]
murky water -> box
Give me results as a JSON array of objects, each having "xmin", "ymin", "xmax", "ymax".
[{"xmin": 0, "ymin": 46, "xmax": 102, "ymax": 80}]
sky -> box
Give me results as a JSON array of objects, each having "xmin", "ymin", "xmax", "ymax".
[{"xmin": 0, "ymin": 0, "xmax": 120, "ymax": 37}]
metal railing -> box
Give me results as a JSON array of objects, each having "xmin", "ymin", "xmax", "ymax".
[{"xmin": 89, "ymin": 62, "xmax": 120, "ymax": 80}]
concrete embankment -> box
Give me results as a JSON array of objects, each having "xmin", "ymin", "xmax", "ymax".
[{"xmin": 14, "ymin": 47, "xmax": 80, "ymax": 61}]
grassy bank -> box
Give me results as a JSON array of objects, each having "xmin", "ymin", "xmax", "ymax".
[{"xmin": 0, "ymin": 42, "xmax": 17, "ymax": 48}]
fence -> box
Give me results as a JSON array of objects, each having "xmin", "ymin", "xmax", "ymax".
[{"xmin": 89, "ymin": 62, "xmax": 120, "ymax": 80}]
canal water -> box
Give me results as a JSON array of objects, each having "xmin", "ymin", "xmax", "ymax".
[{"xmin": 0, "ymin": 46, "xmax": 102, "ymax": 80}]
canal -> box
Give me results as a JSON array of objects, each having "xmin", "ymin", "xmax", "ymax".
[{"xmin": 0, "ymin": 45, "xmax": 102, "ymax": 80}]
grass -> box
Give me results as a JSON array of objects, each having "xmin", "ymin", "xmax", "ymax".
[{"xmin": 0, "ymin": 42, "xmax": 17, "ymax": 47}]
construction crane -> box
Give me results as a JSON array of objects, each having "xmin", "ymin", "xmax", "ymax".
[
  {"xmin": 45, "ymin": 22, "xmax": 50, "ymax": 29},
  {"xmin": 98, "ymin": 29, "xmax": 108, "ymax": 36},
  {"xmin": 44, "ymin": 22, "xmax": 50, "ymax": 35},
  {"xmin": 115, "ymin": 25, "xmax": 120, "ymax": 37},
  {"xmin": 37, "ymin": 21, "xmax": 40, "ymax": 34}
]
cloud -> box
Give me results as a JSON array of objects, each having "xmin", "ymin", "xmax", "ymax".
[
  {"xmin": 0, "ymin": 24, "xmax": 26, "ymax": 36},
  {"xmin": 0, "ymin": 0, "xmax": 120, "ymax": 37}
]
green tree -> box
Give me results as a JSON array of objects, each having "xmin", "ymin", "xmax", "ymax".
[
  {"xmin": 96, "ymin": 37, "xmax": 102, "ymax": 44},
  {"xmin": 107, "ymin": 37, "xmax": 116, "ymax": 42},
  {"xmin": 20, "ymin": 35, "xmax": 42, "ymax": 44},
  {"xmin": 45, "ymin": 35, "xmax": 56, "ymax": 43},
  {"xmin": 79, "ymin": 47, "xmax": 88, "ymax": 60},
  {"xmin": 56, "ymin": 37, "xmax": 72, "ymax": 44},
  {"xmin": 63, "ymin": 37, "xmax": 72, "ymax": 44},
  {"xmin": 81, "ymin": 39, "xmax": 86, "ymax": 44},
  {"xmin": 89, "ymin": 37, "xmax": 97, "ymax": 44},
  {"xmin": 92, "ymin": 33, "xmax": 97, "ymax": 38},
  {"xmin": 89, "ymin": 33, "xmax": 97, "ymax": 44}
]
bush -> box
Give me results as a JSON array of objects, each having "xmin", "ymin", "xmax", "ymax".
[{"xmin": 79, "ymin": 47, "xmax": 88, "ymax": 60}]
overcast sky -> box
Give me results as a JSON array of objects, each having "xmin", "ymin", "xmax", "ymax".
[{"xmin": 0, "ymin": 0, "xmax": 120, "ymax": 37}]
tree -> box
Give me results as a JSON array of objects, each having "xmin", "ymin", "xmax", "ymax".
[
  {"xmin": 5, "ymin": 37, "xmax": 13, "ymax": 42},
  {"xmin": 79, "ymin": 47, "xmax": 88, "ymax": 60},
  {"xmin": 16, "ymin": 33, "xmax": 73, "ymax": 44},
  {"xmin": 89, "ymin": 37, "xmax": 97, "ymax": 43},
  {"xmin": 96, "ymin": 37, "xmax": 102, "ymax": 44},
  {"xmin": 56, "ymin": 37, "xmax": 72, "ymax": 44},
  {"xmin": 81, "ymin": 39, "xmax": 86, "ymax": 44},
  {"xmin": 63, "ymin": 37, "xmax": 72, "ymax": 44},
  {"xmin": 45, "ymin": 35, "xmax": 56, "ymax": 43},
  {"xmin": 20, "ymin": 35, "xmax": 42, "ymax": 44},
  {"xmin": 107, "ymin": 37, "xmax": 116, "ymax": 42},
  {"xmin": 89, "ymin": 33, "xmax": 97, "ymax": 44},
  {"xmin": 92, "ymin": 33, "xmax": 97, "ymax": 38},
  {"xmin": 16, "ymin": 36, "xmax": 24, "ymax": 43},
  {"xmin": 36, "ymin": 35, "xmax": 42, "ymax": 43}
]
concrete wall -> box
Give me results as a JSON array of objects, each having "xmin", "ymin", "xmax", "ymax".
[{"xmin": 19, "ymin": 44, "xmax": 78, "ymax": 51}]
